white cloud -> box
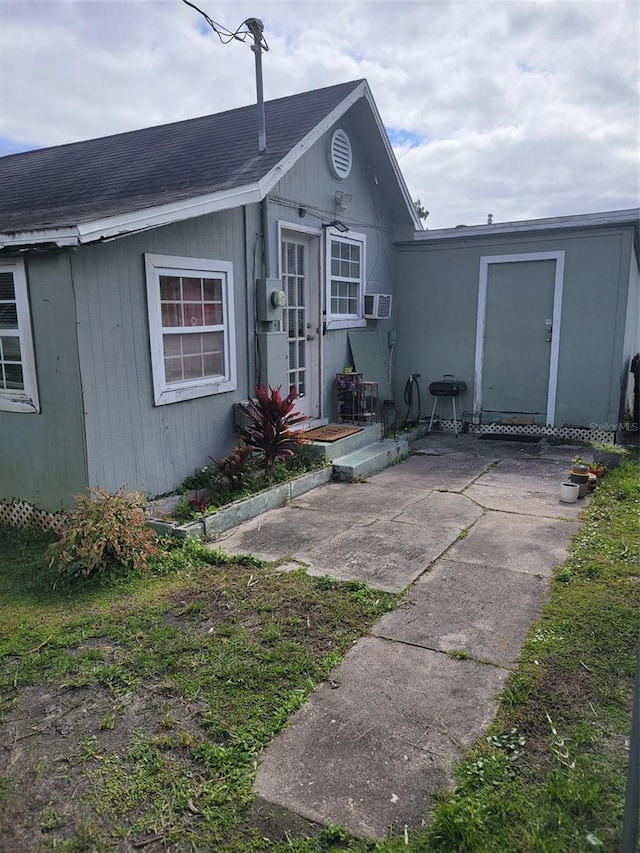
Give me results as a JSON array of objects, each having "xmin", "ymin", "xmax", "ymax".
[{"xmin": 0, "ymin": 0, "xmax": 638, "ymax": 228}]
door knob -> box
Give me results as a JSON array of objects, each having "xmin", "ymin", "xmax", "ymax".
[{"xmin": 306, "ymin": 334, "xmax": 315, "ymax": 341}]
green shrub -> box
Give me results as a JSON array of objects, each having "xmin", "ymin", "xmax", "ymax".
[
  {"xmin": 178, "ymin": 466, "xmax": 211, "ymax": 493},
  {"xmin": 48, "ymin": 488, "xmax": 158, "ymax": 580}
]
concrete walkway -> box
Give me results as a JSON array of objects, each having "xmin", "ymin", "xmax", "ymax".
[{"xmin": 213, "ymin": 432, "xmax": 588, "ymax": 839}]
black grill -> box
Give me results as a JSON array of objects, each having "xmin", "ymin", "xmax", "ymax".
[
  {"xmin": 428, "ymin": 379, "xmax": 467, "ymax": 397},
  {"xmin": 427, "ymin": 376, "xmax": 467, "ymax": 438}
]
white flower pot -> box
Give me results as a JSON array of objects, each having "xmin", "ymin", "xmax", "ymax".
[{"xmin": 560, "ymin": 482, "xmax": 579, "ymax": 503}]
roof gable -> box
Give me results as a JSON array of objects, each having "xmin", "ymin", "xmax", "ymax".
[{"xmin": 1, "ymin": 79, "xmax": 400, "ymax": 245}]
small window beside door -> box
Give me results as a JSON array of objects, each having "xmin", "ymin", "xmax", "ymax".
[{"xmin": 325, "ymin": 231, "xmax": 367, "ymax": 330}]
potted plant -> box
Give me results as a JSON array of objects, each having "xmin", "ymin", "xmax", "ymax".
[
  {"xmin": 569, "ymin": 456, "xmax": 590, "ymax": 498},
  {"xmin": 592, "ymin": 441, "xmax": 630, "ymax": 470},
  {"xmin": 336, "ymin": 371, "xmax": 362, "ymax": 417},
  {"xmin": 588, "ymin": 460, "xmax": 606, "ymax": 481}
]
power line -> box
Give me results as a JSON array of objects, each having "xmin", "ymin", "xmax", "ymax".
[{"xmin": 181, "ymin": 0, "xmax": 268, "ymax": 50}]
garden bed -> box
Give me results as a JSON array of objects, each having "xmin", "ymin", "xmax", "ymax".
[{"xmin": 146, "ymin": 466, "xmax": 333, "ymax": 540}]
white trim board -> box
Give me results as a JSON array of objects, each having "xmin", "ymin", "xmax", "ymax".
[
  {"xmin": 409, "ymin": 208, "xmax": 640, "ymax": 243},
  {"xmin": 473, "ymin": 251, "xmax": 565, "ymax": 426}
]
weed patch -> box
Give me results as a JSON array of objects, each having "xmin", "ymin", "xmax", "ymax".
[{"xmin": 0, "ymin": 531, "xmax": 393, "ymax": 850}]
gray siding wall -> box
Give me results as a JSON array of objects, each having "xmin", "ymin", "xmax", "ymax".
[
  {"xmin": 396, "ymin": 227, "xmax": 636, "ymax": 428},
  {"xmin": 270, "ymin": 108, "xmax": 398, "ymax": 418},
  {"xmin": 0, "ymin": 253, "xmax": 87, "ymax": 510},
  {"xmin": 71, "ymin": 206, "xmax": 258, "ymax": 499}
]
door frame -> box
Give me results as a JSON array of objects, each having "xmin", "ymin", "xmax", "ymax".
[
  {"xmin": 277, "ymin": 221, "xmax": 323, "ymax": 418},
  {"xmin": 473, "ymin": 251, "xmax": 565, "ymax": 426}
]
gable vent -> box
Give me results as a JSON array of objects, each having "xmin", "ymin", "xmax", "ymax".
[{"xmin": 330, "ymin": 129, "xmax": 352, "ymax": 179}]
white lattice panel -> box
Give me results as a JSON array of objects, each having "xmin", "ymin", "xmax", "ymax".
[
  {"xmin": 0, "ymin": 500, "xmax": 64, "ymax": 532},
  {"xmin": 434, "ymin": 420, "xmax": 614, "ymax": 443}
]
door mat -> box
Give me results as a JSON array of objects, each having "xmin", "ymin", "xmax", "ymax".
[
  {"xmin": 304, "ymin": 425, "xmax": 363, "ymax": 442},
  {"xmin": 479, "ymin": 434, "xmax": 542, "ymax": 443}
]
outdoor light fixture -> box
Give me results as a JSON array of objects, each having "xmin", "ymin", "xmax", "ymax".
[
  {"xmin": 334, "ymin": 190, "xmax": 353, "ymax": 206},
  {"xmin": 323, "ymin": 219, "xmax": 349, "ymax": 233},
  {"xmin": 334, "ymin": 190, "xmax": 353, "ymax": 214}
]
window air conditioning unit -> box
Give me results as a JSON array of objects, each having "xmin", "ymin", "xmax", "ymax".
[{"xmin": 364, "ymin": 293, "xmax": 393, "ymax": 320}]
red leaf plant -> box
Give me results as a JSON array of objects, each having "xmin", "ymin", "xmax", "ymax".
[{"xmin": 239, "ymin": 385, "xmax": 308, "ymax": 479}]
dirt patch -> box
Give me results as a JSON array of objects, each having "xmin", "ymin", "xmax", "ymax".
[
  {"xmin": 0, "ymin": 682, "xmax": 204, "ymax": 851},
  {"xmin": 0, "ymin": 552, "xmax": 393, "ymax": 849}
]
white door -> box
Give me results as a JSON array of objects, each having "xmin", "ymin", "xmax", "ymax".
[{"xmin": 281, "ymin": 231, "xmax": 321, "ymax": 419}]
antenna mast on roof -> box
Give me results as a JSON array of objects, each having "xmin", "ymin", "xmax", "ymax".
[
  {"xmin": 182, "ymin": 1, "xmax": 269, "ymax": 153},
  {"xmin": 245, "ymin": 18, "xmax": 267, "ymax": 152}
]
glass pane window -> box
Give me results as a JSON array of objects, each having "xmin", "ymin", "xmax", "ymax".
[
  {"xmin": 0, "ymin": 304, "xmax": 18, "ymax": 329},
  {"xmin": 146, "ymin": 255, "xmax": 236, "ymax": 405},
  {"xmin": 182, "ymin": 276, "xmax": 202, "ymax": 301},
  {"xmin": 0, "ymin": 272, "xmax": 16, "ymax": 301},
  {"xmin": 0, "ymin": 268, "xmax": 19, "ymax": 330},
  {"xmin": 328, "ymin": 235, "xmax": 364, "ymax": 320},
  {"xmin": 159, "ymin": 275, "xmax": 181, "ymax": 301},
  {"xmin": 4, "ymin": 363, "xmax": 24, "ymax": 390},
  {"xmin": 158, "ymin": 272, "xmax": 227, "ymax": 384},
  {"xmin": 0, "ymin": 262, "xmax": 39, "ymax": 412},
  {"xmin": 0, "ymin": 334, "xmax": 24, "ymax": 391},
  {"xmin": 162, "ymin": 327, "xmax": 225, "ymax": 386},
  {"xmin": 160, "ymin": 275, "xmax": 224, "ymax": 330}
]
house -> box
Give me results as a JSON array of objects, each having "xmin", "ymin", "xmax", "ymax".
[
  {"xmin": 0, "ymin": 78, "xmax": 637, "ymax": 512},
  {"xmin": 0, "ymin": 80, "xmax": 419, "ymax": 510}
]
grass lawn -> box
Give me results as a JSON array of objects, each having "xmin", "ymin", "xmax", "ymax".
[{"xmin": 0, "ymin": 458, "xmax": 638, "ymax": 851}]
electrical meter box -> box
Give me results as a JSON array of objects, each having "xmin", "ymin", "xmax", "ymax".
[{"xmin": 256, "ymin": 278, "xmax": 287, "ymax": 321}]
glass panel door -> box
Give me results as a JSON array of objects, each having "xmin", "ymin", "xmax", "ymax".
[{"xmin": 281, "ymin": 232, "xmax": 320, "ymax": 419}]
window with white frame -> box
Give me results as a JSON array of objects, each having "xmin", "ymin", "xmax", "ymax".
[
  {"xmin": 0, "ymin": 259, "xmax": 40, "ymax": 414},
  {"xmin": 145, "ymin": 253, "xmax": 236, "ymax": 406},
  {"xmin": 326, "ymin": 231, "xmax": 366, "ymax": 329}
]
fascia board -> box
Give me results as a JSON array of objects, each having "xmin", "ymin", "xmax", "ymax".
[
  {"xmin": 0, "ymin": 228, "xmax": 80, "ymax": 250},
  {"xmin": 408, "ymin": 208, "xmax": 640, "ymax": 243},
  {"xmin": 0, "ymin": 185, "xmax": 263, "ymax": 249},
  {"xmin": 75, "ymin": 183, "xmax": 263, "ymax": 242},
  {"xmin": 360, "ymin": 82, "xmax": 423, "ymax": 231}
]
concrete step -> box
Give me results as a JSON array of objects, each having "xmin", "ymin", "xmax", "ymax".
[
  {"xmin": 308, "ymin": 423, "xmax": 382, "ymax": 463},
  {"xmin": 332, "ymin": 437, "xmax": 410, "ymax": 481}
]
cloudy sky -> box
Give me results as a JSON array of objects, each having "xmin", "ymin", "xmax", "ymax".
[{"xmin": 1, "ymin": 0, "xmax": 638, "ymax": 229}]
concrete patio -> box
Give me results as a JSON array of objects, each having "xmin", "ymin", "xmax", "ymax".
[{"xmin": 211, "ymin": 432, "xmax": 588, "ymax": 838}]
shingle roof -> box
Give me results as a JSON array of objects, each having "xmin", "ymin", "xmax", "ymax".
[{"xmin": 0, "ymin": 80, "xmax": 365, "ymax": 234}]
